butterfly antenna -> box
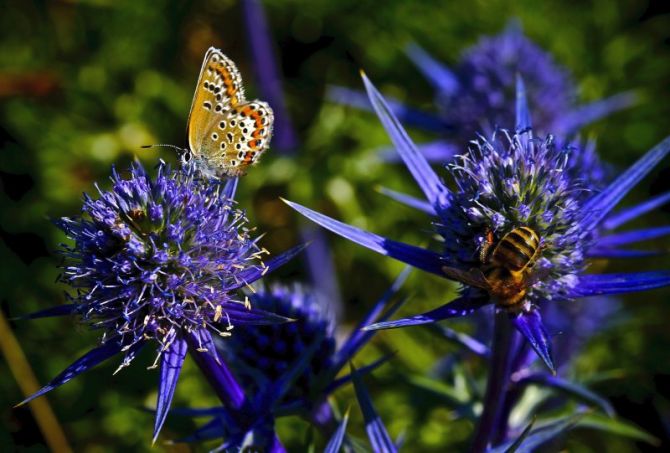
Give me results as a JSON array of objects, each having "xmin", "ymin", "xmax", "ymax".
[{"xmin": 141, "ymin": 143, "xmax": 186, "ymax": 152}]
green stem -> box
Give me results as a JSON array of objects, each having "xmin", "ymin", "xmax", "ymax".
[{"xmin": 471, "ymin": 311, "xmax": 519, "ymax": 452}]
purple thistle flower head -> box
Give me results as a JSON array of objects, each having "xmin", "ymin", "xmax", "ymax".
[
  {"xmin": 221, "ymin": 284, "xmax": 337, "ymax": 403},
  {"xmin": 445, "ymin": 22, "xmax": 574, "ymax": 137},
  {"xmin": 57, "ymin": 162, "xmax": 269, "ymax": 363},
  {"xmin": 441, "ymin": 131, "xmax": 589, "ymax": 306},
  {"xmin": 286, "ymin": 72, "xmax": 670, "ymax": 375},
  {"xmin": 19, "ymin": 161, "xmax": 305, "ymax": 443}
]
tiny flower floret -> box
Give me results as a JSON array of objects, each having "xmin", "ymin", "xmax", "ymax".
[
  {"xmin": 440, "ymin": 131, "xmax": 590, "ymax": 307},
  {"xmin": 57, "ymin": 162, "xmax": 267, "ymax": 365}
]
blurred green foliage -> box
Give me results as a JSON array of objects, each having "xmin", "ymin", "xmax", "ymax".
[{"xmin": 1, "ymin": 0, "xmax": 670, "ymax": 451}]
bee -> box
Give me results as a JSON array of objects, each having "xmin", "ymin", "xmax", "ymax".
[{"xmin": 442, "ymin": 226, "xmax": 544, "ymax": 310}]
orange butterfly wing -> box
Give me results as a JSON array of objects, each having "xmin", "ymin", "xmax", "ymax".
[{"xmin": 186, "ymin": 47, "xmax": 274, "ymax": 178}]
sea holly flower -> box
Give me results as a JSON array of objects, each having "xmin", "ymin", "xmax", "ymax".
[
  {"xmin": 16, "ymin": 162, "xmax": 304, "ymax": 442},
  {"xmin": 172, "ymin": 272, "xmax": 409, "ymax": 446},
  {"xmin": 221, "ymin": 274, "xmax": 407, "ymax": 421},
  {"xmin": 284, "ymin": 71, "xmax": 670, "ymax": 376},
  {"xmin": 287, "ymin": 74, "xmax": 670, "ymax": 450},
  {"xmin": 222, "ymin": 284, "xmax": 338, "ymax": 404},
  {"xmin": 427, "ymin": 21, "xmax": 634, "ymax": 138},
  {"xmin": 329, "ymin": 22, "xmax": 635, "ymax": 163}
]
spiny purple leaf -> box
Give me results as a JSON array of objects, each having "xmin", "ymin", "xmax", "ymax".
[
  {"xmin": 186, "ymin": 330, "xmax": 246, "ymax": 409},
  {"xmin": 327, "ymin": 354, "xmax": 395, "ymax": 395},
  {"xmin": 580, "ymin": 135, "xmax": 670, "ymax": 232},
  {"xmin": 229, "ymin": 243, "xmax": 307, "ymax": 290},
  {"xmin": 269, "ymin": 434, "xmax": 288, "ymax": 453},
  {"xmin": 515, "ymin": 74, "xmax": 532, "ymax": 132},
  {"xmin": 333, "ymin": 268, "xmax": 410, "ymax": 373},
  {"xmin": 511, "ymin": 310, "xmax": 555, "ymax": 374},
  {"xmin": 557, "ymin": 91, "xmax": 637, "ymax": 135},
  {"xmin": 604, "ymin": 190, "xmax": 670, "ymax": 230},
  {"xmin": 501, "ymin": 416, "xmax": 536, "ymax": 453},
  {"xmin": 171, "ymin": 417, "xmax": 225, "ymax": 443},
  {"xmin": 282, "ymin": 199, "xmax": 445, "ymax": 277},
  {"xmin": 597, "ymin": 225, "xmax": 670, "ymax": 247},
  {"xmin": 222, "ymin": 177, "xmax": 239, "ymax": 199},
  {"xmin": 351, "ymin": 364, "xmax": 397, "ymax": 453},
  {"xmin": 379, "ymin": 140, "xmax": 460, "ymax": 164},
  {"xmin": 405, "ymin": 43, "xmax": 459, "ymax": 95},
  {"xmin": 17, "ymin": 337, "xmax": 141, "ymax": 407},
  {"xmin": 571, "ymin": 271, "xmax": 670, "ymax": 297},
  {"xmin": 257, "ymin": 337, "xmax": 322, "ymax": 413},
  {"xmin": 431, "ymin": 324, "xmax": 490, "ymax": 358},
  {"xmin": 517, "ymin": 374, "xmax": 614, "ymax": 417},
  {"xmin": 324, "ymin": 409, "xmax": 350, "ymax": 453},
  {"xmin": 361, "ymin": 72, "xmax": 450, "ymax": 211},
  {"xmin": 363, "ymin": 296, "xmax": 489, "ymax": 331},
  {"xmin": 377, "ymin": 186, "xmax": 437, "ymax": 215},
  {"xmin": 242, "ymin": 0, "xmax": 298, "ymax": 152},
  {"xmin": 301, "ymin": 226, "xmax": 343, "ymax": 317},
  {"xmin": 153, "ymin": 336, "xmax": 188, "ymax": 443},
  {"xmin": 587, "ymin": 247, "xmax": 666, "ymax": 259},
  {"xmin": 326, "ymin": 85, "xmax": 446, "ymax": 132},
  {"xmin": 489, "ymin": 413, "xmax": 584, "ymax": 453},
  {"xmin": 13, "ymin": 304, "xmax": 77, "ymax": 320},
  {"xmin": 165, "ymin": 406, "xmax": 225, "ymax": 418},
  {"xmin": 224, "ymin": 302, "xmax": 295, "ymax": 326}
]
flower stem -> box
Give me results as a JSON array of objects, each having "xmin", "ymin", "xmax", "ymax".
[
  {"xmin": 185, "ymin": 333, "xmax": 246, "ymax": 410},
  {"xmin": 186, "ymin": 331, "xmax": 288, "ymax": 451},
  {"xmin": 471, "ymin": 311, "xmax": 519, "ymax": 453},
  {"xmin": 493, "ymin": 343, "xmax": 534, "ymax": 444}
]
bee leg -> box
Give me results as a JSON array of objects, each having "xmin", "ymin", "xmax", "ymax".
[{"xmin": 479, "ymin": 228, "xmax": 495, "ymax": 264}]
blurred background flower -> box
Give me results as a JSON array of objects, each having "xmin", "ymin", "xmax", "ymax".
[{"xmin": 328, "ymin": 20, "xmax": 636, "ymax": 163}]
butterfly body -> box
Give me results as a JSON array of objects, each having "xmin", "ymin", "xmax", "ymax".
[{"xmin": 186, "ymin": 47, "xmax": 274, "ymax": 178}]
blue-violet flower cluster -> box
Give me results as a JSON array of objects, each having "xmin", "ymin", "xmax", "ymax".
[
  {"xmin": 18, "ymin": 162, "xmax": 302, "ymax": 441},
  {"xmin": 287, "ymin": 73, "xmax": 670, "ymax": 374}
]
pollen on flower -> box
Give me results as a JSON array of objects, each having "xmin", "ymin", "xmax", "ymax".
[{"xmin": 56, "ymin": 161, "xmax": 266, "ymax": 366}]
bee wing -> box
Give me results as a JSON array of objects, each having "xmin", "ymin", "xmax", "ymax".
[{"xmin": 441, "ymin": 266, "xmax": 491, "ymax": 290}]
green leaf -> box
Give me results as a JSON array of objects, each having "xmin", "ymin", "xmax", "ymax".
[
  {"xmin": 519, "ymin": 373, "xmax": 615, "ymax": 416},
  {"xmin": 408, "ymin": 374, "xmax": 470, "ymax": 404},
  {"xmin": 577, "ymin": 413, "xmax": 659, "ymax": 445},
  {"xmin": 407, "ymin": 374, "xmax": 477, "ymax": 419}
]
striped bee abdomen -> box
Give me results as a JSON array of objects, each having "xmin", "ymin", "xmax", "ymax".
[{"xmin": 490, "ymin": 226, "xmax": 540, "ymax": 272}]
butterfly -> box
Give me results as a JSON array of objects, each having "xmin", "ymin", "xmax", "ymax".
[{"xmin": 185, "ymin": 47, "xmax": 274, "ymax": 178}]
